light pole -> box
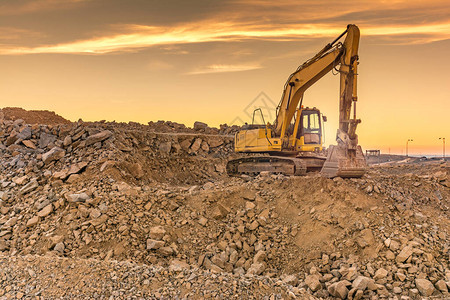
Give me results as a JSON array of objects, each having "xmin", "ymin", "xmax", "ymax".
[
  {"xmin": 406, "ymin": 139, "xmax": 413, "ymax": 157},
  {"xmin": 439, "ymin": 137, "xmax": 445, "ymax": 159}
]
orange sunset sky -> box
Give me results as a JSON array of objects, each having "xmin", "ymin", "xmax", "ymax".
[{"xmin": 0, "ymin": 0, "xmax": 449, "ymax": 155}]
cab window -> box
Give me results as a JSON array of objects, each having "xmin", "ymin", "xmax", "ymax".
[{"xmin": 302, "ymin": 111, "xmax": 320, "ymax": 133}]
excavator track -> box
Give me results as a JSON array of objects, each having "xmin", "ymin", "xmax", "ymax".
[{"xmin": 226, "ymin": 156, "xmax": 308, "ymax": 177}]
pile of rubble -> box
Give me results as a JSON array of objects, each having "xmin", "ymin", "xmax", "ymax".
[
  {"xmin": 0, "ymin": 107, "xmax": 70, "ymax": 126},
  {"xmin": 0, "ymin": 108, "xmax": 448, "ymax": 299}
]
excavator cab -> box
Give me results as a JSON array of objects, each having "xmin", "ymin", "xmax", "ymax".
[{"xmin": 285, "ymin": 107, "xmax": 324, "ymax": 153}]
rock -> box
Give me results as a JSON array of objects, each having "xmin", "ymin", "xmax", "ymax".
[
  {"xmin": 19, "ymin": 179, "xmax": 39, "ymax": 195},
  {"xmin": 435, "ymin": 279, "xmax": 448, "ymax": 292},
  {"xmin": 42, "ymin": 147, "xmax": 65, "ymax": 164},
  {"xmin": 90, "ymin": 215, "xmax": 108, "ymax": 226},
  {"xmin": 190, "ymin": 138, "xmax": 202, "ymax": 152},
  {"xmin": 247, "ymin": 220, "xmax": 259, "ymax": 231},
  {"xmin": 202, "ymin": 182, "xmax": 214, "ymax": 190},
  {"xmin": 246, "ymin": 262, "xmax": 265, "ymax": 275},
  {"xmin": 22, "ymin": 140, "xmax": 37, "ymax": 149},
  {"xmin": 5, "ymin": 132, "xmax": 18, "ymax": 146},
  {"xmin": 393, "ymin": 286, "xmax": 402, "ymax": 294},
  {"xmin": 242, "ymin": 190, "xmax": 255, "ymax": 201},
  {"xmin": 159, "ymin": 141, "xmax": 172, "ymax": 153},
  {"xmin": 373, "ymin": 268, "xmax": 388, "ymax": 281},
  {"xmin": 389, "ymin": 239, "xmax": 400, "ymax": 251},
  {"xmin": 4, "ymin": 217, "xmax": 18, "ymax": 228},
  {"xmin": 211, "ymin": 204, "xmax": 229, "ymax": 219},
  {"xmin": 67, "ymin": 193, "xmax": 90, "ymax": 203},
  {"xmin": 396, "ymin": 245, "xmax": 413, "ymax": 263},
  {"xmin": 121, "ymin": 162, "xmax": 144, "ymax": 179},
  {"xmin": 396, "ymin": 272, "xmax": 406, "ymax": 281},
  {"xmin": 207, "ymin": 137, "xmax": 223, "ymax": 148},
  {"xmin": 13, "ymin": 175, "xmax": 28, "ymax": 185},
  {"xmin": 37, "ymin": 204, "xmax": 53, "ymax": 217},
  {"xmin": 89, "ymin": 209, "xmax": 101, "ymax": 219},
  {"xmin": 147, "ymin": 239, "xmax": 165, "ymax": 250},
  {"xmin": 179, "ymin": 139, "xmax": 192, "ymax": 151},
  {"xmin": 54, "ymin": 242, "xmax": 65, "ymax": 254},
  {"xmin": 17, "ymin": 126, "xmax": 32, "ymax": 140},
  {"xmin": 328, "ymin": 281, "xmax": 349, "ymax": 299},
  {"xmin": 198, "ymin": 217, "xmax": 208, "ymax": 226},
  {"xmin": 26, "ymin": 216, "xmax": 39, "ymax": 227},
  {"xmin": 245, "ymin": 201, "xmax": 256, "ymax": 210},
  {"xmin": 157, "ymin": 247, "xmax": 174, "ymax": 256},
  {"xmin": 357, "ymin": 228, "xmax": 375, "ymax": 248},
  {"xmin": 345, "ymin": 266, "xmax": 358, "ymax": 281},
  {"xmin": 282, "ymin": 275, "xmax": 298, "ymax": 286},
  {"xmin": 85, "ymin": 130, "xmax": 113, "ymax": 146},
  {"xmin": 385, "ymin": 250, "xmax": 395, "ymax": 260},
  {"xmin": 193, "ymin": 121, "xmax": 208, "ymax": 131},
  {"xmin": 63, "ymin": 135, "xmax": 72, "ymax": 147},
  {"xmin": 168, "ymin": 260, "xmax": 189, "ymax": 272},
  {"xmin": 253, "ymin": 251, "xmax": 266, "ymax": 263},
  {"xmin": 352, "ymin": 276, "xmax": 370, "ymax": 291},
  {"xmin": 67, "ymin": 161, "xmax": 88, "ymax": 177},
  {"xmin": 305, "ymin": 275, "xmax": 322, "ymax": 292},
  {"xmin": 415, "ymin": 278, "xmax": 435, "ymax": 296},
  {"xmin": 149, "ymin": 226, "xmax": 166, "ymax": 240},
  {"xmin": 201, "ymin": 141, "xmax": 209, "ymax": 152},
  {"xmin": 39, "ymin": 133, "xmax": 57, "ymax": 148}
]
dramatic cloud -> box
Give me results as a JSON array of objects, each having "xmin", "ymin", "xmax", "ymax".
[{"xmin": 1, "ymin": 21, "xmax": 449, "ymax": 55}]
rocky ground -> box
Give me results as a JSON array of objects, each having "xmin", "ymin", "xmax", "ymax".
[{"xmin": 0, "ymin": 108, "xmax": 448, "ymax": 299}]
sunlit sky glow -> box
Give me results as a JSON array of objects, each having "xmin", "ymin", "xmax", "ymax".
[{"xmin": 0, "ymin": 0, "xmax": 449, "ymax": 155}]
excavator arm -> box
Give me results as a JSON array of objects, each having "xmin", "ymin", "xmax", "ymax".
[{"xmin": 274, "ymin": 25, "xmax": 360, "ymax": 146}]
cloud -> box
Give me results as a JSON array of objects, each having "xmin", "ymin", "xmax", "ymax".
[
  {"xmin": 147, "ymin": 60, "xmax": 174, "ymax": 71},
  {"xmin": 186, "ymin": 64, "xmax": 263, "ymax": 75},
  {"xmin": 2, "ymin": 21, "xmax": 450, "ymax": 55},
  {"xmin": 0, "ymin": 27, "xmax": 45, "ymax": 41},
  {"xmin": 1, "ymin": 0, "xmax": 450, "ymax": 56},
  {"xmin": 0, "ymin": 0, "xmax": 90, "ymax": 16}
]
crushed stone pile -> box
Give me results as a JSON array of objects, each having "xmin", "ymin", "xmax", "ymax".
[{"xmin": 0, "ymin": 109, "xmax": 449, "ymax": 299}]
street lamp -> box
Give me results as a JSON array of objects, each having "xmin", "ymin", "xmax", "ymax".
[
  {"xmin": 439, "ymin": 137, "xmax": 446, "ymax": 159},
  {"xmin": 406, "ymin": 139, "xmax": 413, "ymax": 157}
]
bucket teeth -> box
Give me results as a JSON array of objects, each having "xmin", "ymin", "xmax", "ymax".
[{"xmin": 321, "ymin": 145, "xmax": 366, "ymax": 178}]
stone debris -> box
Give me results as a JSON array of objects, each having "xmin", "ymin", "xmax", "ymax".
[{"xmin": 0, "ymin": 108, "xmax": 448, "ymax": 299}]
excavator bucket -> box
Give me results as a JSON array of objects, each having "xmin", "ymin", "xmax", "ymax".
[{"xmin": 321, "ymin": 145, "xmax": 366, "ymax": 178}]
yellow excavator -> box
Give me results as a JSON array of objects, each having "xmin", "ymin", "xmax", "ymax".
[{"xmin": 227, "ymin": 24, "xmax": 366, "ymax": 178}]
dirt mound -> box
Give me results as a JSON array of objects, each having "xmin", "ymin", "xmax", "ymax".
[
  {"xmin": 0, "ymin": 107, "xmax": 70, "ymax": 125},
  {"xmin": 0, "ymin": 114, "xmax": 449, "ymax": 299}
]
